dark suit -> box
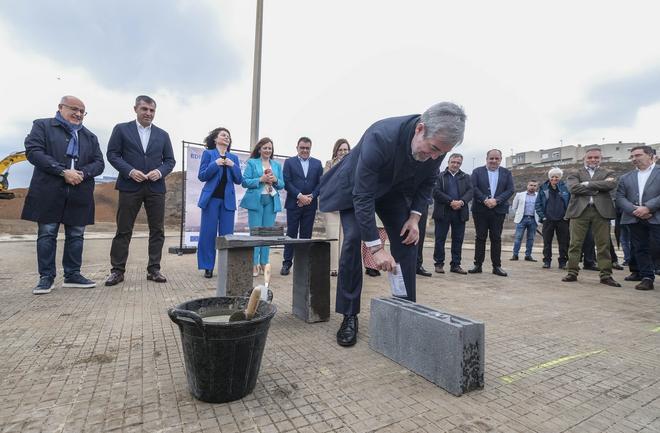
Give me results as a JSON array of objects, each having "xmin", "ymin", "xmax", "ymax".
[
  {"xmin": 432, "ymin": 169, "xmax": 473, "ymax": 267},
  {"xmin": 471, "ymin": 165, "xmax": 514, "ymax": 267},
  {"xmin": 320, "ymin": 115, "xmax": 442, "ymax": 314},
  {"xmin": 106, "ymin": 120, "xmax": 176, "ymax": 274},
  {"xmin": 616, "ymin": 165, "xmax": 660, "ymax": 280},
  {"xmin": 565, "ymin": 166, "xmax": 617, "ymax": 278},
  {"xmin": 282, "ymin": 156, "xmax": 323, "ymax": 265}
]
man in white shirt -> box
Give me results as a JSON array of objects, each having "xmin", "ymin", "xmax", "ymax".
[
  {"xmin": 615, "ymin": 145, "xmax": 659, "ymax": 290},
  {"xmin": 510, "ymin": 180, "xmax": 540, "ymax": 261}
]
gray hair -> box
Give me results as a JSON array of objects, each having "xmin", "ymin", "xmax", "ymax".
[
  {"xmin": 548, "ymin": 167, "xmax": 563, "ymax": 179},
  {"xmin": 135, "ymin": 95, "xmax": 157, "ymax": 107},
  {"xmin": 448, "ymin": 153, "xmax": 463, "ymax": 160},
  {"xmin": 421, "ymin": 102, "xmax": 466, "ymax": 147}
]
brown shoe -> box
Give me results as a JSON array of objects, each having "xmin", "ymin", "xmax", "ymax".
[
  {"xmin": 434, "ymin": 264, "xmax": 445, "ymax": 274},
  {"xmin": 105, "ymin": 272, "xmax": 124, "ymax": 286},
  {"xmin": 562, "ymin": 274, "xmax": 577, "ymax": 282},
  {"xmin": 450, "ymin": 266, "xmax": 468, "ymax": 275},
  {"xmin": 147, "ymin": 271, "xmax": 167, "ymax": 283},
  {"xmin": 635, "ymin": 278, "xmax": 654, "ymax": 291},
  {"xmin": 600, "ymin": 276, "xmax": 621, "ymax": 287}
]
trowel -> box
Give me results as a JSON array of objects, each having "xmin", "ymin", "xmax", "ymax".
[{"xmin": 229, "ymin": 287, "xmax": 261, "ymax": 322}]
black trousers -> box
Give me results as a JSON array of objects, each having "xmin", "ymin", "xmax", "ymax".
[
  {"xmin": 336, "ymin": 193, "xmax": 417, "ymax": 316},
  {"xmin": 110, "ymin": 185, "xmax": 165, "ymax": 274},
  {"xmin": 283, "ymin": 205, "xmax": 317, "ymax": 265},
  {"xmin": 473, "ymin": 211, "xmax": 506, "ymax": 267},
  {"xmin": 416, "ymin": 206, "xmax": 429, "ymax": 269},
  {"xmin": 541, "ymin": 219, "xmax": 569, "ymax": 265}
]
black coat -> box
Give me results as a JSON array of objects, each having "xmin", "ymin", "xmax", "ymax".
[
  {"xmin": 471, "ymin": 165, "xmax": 514, "ymax": 215},
  {"xmin": 21, "ymin": 118, "xmax": 105, "ymax": 226},
  {"xmin": 432, "ymin": 169, "xmax": 473, "ymax": 222}
]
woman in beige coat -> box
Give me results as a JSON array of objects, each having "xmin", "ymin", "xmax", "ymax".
[{"xmin": 323, "ymin": 139, "xmax": 350, "ymax": 276}]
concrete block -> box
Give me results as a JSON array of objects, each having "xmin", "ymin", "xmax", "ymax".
[
  {"xmin": 216, "ymin": 247, "xmax": 253, "ymax": 297},
  {"xmin": 292, "ymin": 242, "xmax": 330, "ymax": 323},
  {"xmin": 369, "ymin": 297, "xmax": 484, "ymax": 396}
]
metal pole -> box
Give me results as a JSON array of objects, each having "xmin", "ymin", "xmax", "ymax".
[
  {"xmin": 179, "ymin": 140, "xmax": 185, "ymax": 254},
  {"xmin": 249, "ymin": 0, "xmax": 264, "ymax": 149}
]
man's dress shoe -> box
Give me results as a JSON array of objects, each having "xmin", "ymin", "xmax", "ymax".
[
  {"xmin": 105, "ymin": 272, "xmax": 124, "ymax": 286},
  {"xmin": 467, "ymin": 265, "xmax": 483, "ymax": 274},
  {"xmin": 337, "ymin": 315, "xmax": 358, "ymax": 347},
  {"xmin": 147, "ymin": 271, "xmax": 167, "ymax": 283},
  {"xmin": 450, "ymin": 266, "xmax": 468, "ymax": 275},
  {"xmin": 524, "ymin": 256, "xmax": 538, "ymax": 262},
  {"xmin": 416, "ymin": 266, "xmax": 432, "ymax": 277},
  {"xmin": 635, "ymin": 278, "xmax": 654, "ymax": 291},
  {"xmin": 280, "ymin": 263, "xmax": 291, "ymax": 276},
  {"xmin": 492, "ymin": 266, "xmax": 508, "ymax": 277},
  {"xmin": 624, "ymin": 273, "xmax": 642, "ymax": 281},
  {"xmin": 600, "ymin": 276, "xmax": 621, "ymax": 287},
  {"xmin": 562, "ymin": 274, "xmax": 577, "ymax": 282}
]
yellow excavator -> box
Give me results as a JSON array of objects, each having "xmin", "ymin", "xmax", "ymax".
[{"xmin": 0, "ymin": 151, "xmax": 27, "ymax": 199}]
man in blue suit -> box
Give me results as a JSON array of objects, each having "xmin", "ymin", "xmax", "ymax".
[
  {"xmin": 469, "ymin": 149, "xmax": 515, "ymax": 276},
  {"xmin": 105, "ymin": 95, "xmax": 176, "ymax": 286},
  {"xmin": 280, "ymin": 137, "xmax": 323, "ymax": 275},
  {"xmin": 320, "ymin": 102, "xmax": 467, "ymax": 346}
]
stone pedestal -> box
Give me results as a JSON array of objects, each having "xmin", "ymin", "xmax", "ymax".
[
  {"xmin": 216, "ymin": 247, "xmax": 253, "ymax": 297},
  {"xmin": 369, "ymin": 297, "xmax": 485, "ymax": 396},
  {"xmin": 292, "ymin": 242, "xmax": 330, "ymax": 323}
]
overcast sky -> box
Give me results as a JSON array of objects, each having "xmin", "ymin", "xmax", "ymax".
[{"xmin": 2, "ymin": 0, "xmax": 660, "ymax": 188}]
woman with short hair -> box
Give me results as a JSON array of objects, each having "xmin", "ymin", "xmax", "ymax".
[{"xmin": 535, "ymin": 167, "xmax": 571, "ymax": 269}]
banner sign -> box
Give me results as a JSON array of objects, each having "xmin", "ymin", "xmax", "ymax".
[{"xmin": 184, "ymin": 143, "xmax": 288, "ymax": 246}]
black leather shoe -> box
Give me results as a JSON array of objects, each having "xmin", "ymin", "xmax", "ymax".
[
  {"xmin": 416, "ymin": 266, "xmax": 432, "ymax": 277},
  {"xmin": 583, "ymin": 264, "xmax": 600, "ymax": 271},
  {"xmin": 542, "ymin": 262, "xmax": 551, "ymax": 269},
  {"xmin": 612, "ymin": 262, "xmax": 624, "ymax": 271},
  {"xmin": 105, "ymin": 272, "xmax": 124, "ymax": 286},
  {"xmin": 204, "ymin": 269, "xmax": 213, "ymax": 278},
  {"xmin": 147, "ymin": 271, "xmax": 167, "ymax": 283},
  {"xmin": 562, "ymin": 274, "xmax": 577, "ymax": 282},
  {"xmin": 492, "ymin": 266, "xmax": 508, "ymax": 277},
  {"xmin": 450, "ymin": 266, "xmax": 468, "ymax": 275},
  {"xmin": 280, "ymin": 263, "xmax": 291, "ymax": 276},
  {"xmin": 468, "ymin": 265, "xmax": 483, "ymax": 274},
  {"xmin": 600, "ymin": 276, "xmax": 621, "ymax": 287},
  {"xmin": 524, "ymin": 256, "xmax": 538, "ymax": 262},
  {"xmin": 510, "ymin": 255, "xmax": 519, "ymax": 261},
  {"xmin": 635, "ymin": 278, "xmax": 654, "ymax": 291},
  {"xmin": 336, "ymin": 315, "xmax": 358, "ymax": 347},
  {"xmin": 624, "ymin": 273, "xmax": 642, "ymax": 281},
  {"xmin": 365, "ymin": 268, "xmax": 381, "ymax": 277},
  {"xmin": 558, "ymin": 263, "xmax": 567, "ymax": 269}
]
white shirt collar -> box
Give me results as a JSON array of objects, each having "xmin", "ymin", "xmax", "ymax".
[
  {"xmin": 136, "ymin": 120, "xmax": 151, "ymax": 131},
  {"xmin": 637, "ymin": 163, "xmax": 655, "ymax": 173}
]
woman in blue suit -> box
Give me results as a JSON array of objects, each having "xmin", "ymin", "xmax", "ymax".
[
  {"xmin": 197, "ymin": 127, "xmax": 243, "ymax": 278},
  {"xmin": 240, "ymin": 137, "xmax": 285, "ymax": 277}
]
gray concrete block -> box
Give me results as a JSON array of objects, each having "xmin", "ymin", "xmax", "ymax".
[
  {"xmin": 369, "ymin": 297, "xmax": 484, "ymax": 396},
  {"xmin": 292, "ymin": 242, "xmax": 330, "ymax": 323},
  {"xmin": 216, "ymin": 247, "xmax": 253, "ymax": 297}
]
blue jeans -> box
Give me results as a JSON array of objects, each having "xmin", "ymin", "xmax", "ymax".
[
  {"xmin": 512, "ymin": 215, "xmax": 537, "ymax": 257},
  {"xmin": 247, "ymin": 195, "xmax": 276, "ymax": 265},
  {"xmin": 37, "ymin": 223, "xmax": 85, "ymax": 279}
]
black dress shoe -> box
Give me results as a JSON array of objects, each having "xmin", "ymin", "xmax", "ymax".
[
  {"xmin": 336, "ymin": 315, "xmax": 358, "ymax": 347},
  {"xmin": 468, "ymin": 265, "xmax": 483, "ymax": 274},
  {"xmin": 147, "ymin": 271, "xmax": 167, "ymax": 283},
  {"xmin": 524, "ymin": 256, "xmax": 538, "ymax": 262},
  {"xmin": 562, "ymin": 274, "xmax": 577, "ymax": 282},
  {"xmin": 450, "ymin": 266, "xmax": 468, "ymax": 275},
  {"xmin": 542, "ymin": 262, "xmax": 551, "ymax": 269},
  {"xmin": 365, "ymin": 268, "xmax": 381, "ymax": 277},
  {"xmin": 558, "ymin": 263, "xmax": 567, "ymax": 270},
  {"xmin": 611, "ymin": 262, "xmax": 624, "ymax": 270},
  {"xmin": 280, "ymin": 263, "xmax": 291, "ymax": 276},
  {"xmin": 416, "ymin": 266, "xmax": 432, "ymax": 277},
  {"xmin": 105, "ymin": 272, "xmax": 124, "ymax": 286},
  {"xmin": 600, "ymin": 276, "xmax": 621, "ymax": 287},
  {"xmin": 583, "ymin": 264, "xmax": 600, "ymax": 271},
  {"xmin": 492, "ymin": 266, "xmax": 508, "ymax": 277},
  {"xmin": 624, "ymin": 273, "xmax": 642, "ymax": 281},
  {"xmin": 204, "ymin": 269, "xmax": 213, "ymax": 278},
  {"xmin": 635, "ymin": 278, "xmax": 654, "ymax": 291},
  {"xmin": 510, "ymin": 255, "xmax": 519, "ymax": 261}
]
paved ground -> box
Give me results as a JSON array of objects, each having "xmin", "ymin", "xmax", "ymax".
[{"xmin": 0, "ymin": 234, "xmax": 658, "ymax": 433}]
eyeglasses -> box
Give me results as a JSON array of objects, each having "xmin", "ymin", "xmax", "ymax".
[{"xmin": 60, "ymin": 104, "xmax": 87, "ymax": 116}]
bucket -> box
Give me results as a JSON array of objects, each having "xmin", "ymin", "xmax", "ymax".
[{"xmin": 168, "ymin": 296, "xmax": 277, "ymax": 403}]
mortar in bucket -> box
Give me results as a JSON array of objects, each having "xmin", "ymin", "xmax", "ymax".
[{"xmin": 168, "ymin": 296, "xmax": 277, "ymax": 403}]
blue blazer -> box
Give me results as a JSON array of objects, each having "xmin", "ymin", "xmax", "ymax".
[
  {"xmin": 197, "ymin": 149, "xmax": 242, "ymax": 210},
  {"xmin": 283, "ymin": 156, "xmax": 323, "ymax": 210},
  {"xmin": 319, "ymin": 115, "xmax": 443, "ymax": 243},
  {"xmin": 240, "ymin": 158, "xmax": 285, "ymax": 213},
  {"xmin": 106, "ymin": 120, "xmax": 176, "ymax": 193},
  {"xmin": 471, "ymin": 165, "xmax": 515, "ymax": 215}
]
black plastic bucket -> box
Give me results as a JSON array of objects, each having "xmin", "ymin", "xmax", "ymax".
[{"xmin": 168, "ymin": 297, "xmax": 277, "ymax": 403}]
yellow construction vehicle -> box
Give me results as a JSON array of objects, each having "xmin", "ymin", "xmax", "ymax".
[{"xmin": 0, "ymin": 151, "xmax": 27, "ymax": 199}]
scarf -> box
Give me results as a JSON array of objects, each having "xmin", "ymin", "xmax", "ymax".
[{"xmin": 54, "ymin": 111, "xmax": 83, "ymax": 159}]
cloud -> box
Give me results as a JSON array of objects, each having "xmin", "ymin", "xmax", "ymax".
[
  {"xmin": 0, "ymin": 0, "xmax": 243, "ymax": 96},
  {"xmin": 565, "ymin": 65, "xmax": 660, "ymax": 132}
]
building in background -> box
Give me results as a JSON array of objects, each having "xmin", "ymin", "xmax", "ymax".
[{"xmin": 506, "ymin": 142, "xmax": 660, "ymax": 168}]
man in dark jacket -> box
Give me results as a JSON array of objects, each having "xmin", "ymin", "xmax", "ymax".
[
  {"xmin": 469, "ymin": 149, "xmax": 515, "ymax": 276},
  {"xmin": 105, "ymin": 95, "xmax": 176, "ymax": 286},
  {"xmin": 22, "ymin": 95, "xmax": 105, "ymax": 294},
  {"xmin": 432, "ymin": 153, "xmax": 473, "ymax": 274},
  {"xmin": 535, "ymin": 167, "xmax": 570, "ymax": 269},
  {"xmin": 320, "ymin": 102, "xmax": 467, "ymax": 347}
]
